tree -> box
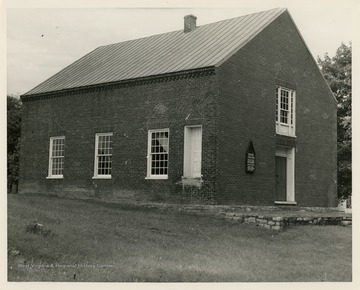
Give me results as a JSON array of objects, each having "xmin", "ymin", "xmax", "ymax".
[
  {"xmin": 317, "ymin": 42, "xmax": 352, "ymax": 199},
  {"xmin": 7, "ymin": 95, "xmax": 22, "ymax": 193}
]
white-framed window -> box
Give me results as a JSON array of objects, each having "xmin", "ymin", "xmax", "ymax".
[
  {"xmin": 93, "ymin": 133, "xmax": 113, "ymax": 179},
  {"xmin": 47, "ymin": 136, "xmax": 65, "ymax": 179},
  {"xmin": 146, "ymin": 129, "xmax": 169, "ymax": 179},
  {"xmin": 276, "ymin": 86, "xmax": 296, "ymax": 136}
]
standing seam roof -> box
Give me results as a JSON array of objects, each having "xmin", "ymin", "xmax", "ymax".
[{"xmin": 23, "ymin": 8, "xmax": 286, "ymax": 96}]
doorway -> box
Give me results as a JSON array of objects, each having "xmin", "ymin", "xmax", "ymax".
[
  {"xmin": 276, "ymin": 156, "xmax": 287, "ymax": 201},
  {"xmin": 275, "ymin": 146, "xmax": 296, "ymax": 204},
  {"xmin": 183, "ymin": 126, "xmax": 202, "ymax": 178}
]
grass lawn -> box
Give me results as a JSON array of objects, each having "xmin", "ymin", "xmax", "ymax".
[{"xmin": 7, "ymin": 194, "xmax": 352, "ymax": 282}]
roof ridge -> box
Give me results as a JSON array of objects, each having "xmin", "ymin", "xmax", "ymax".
[
  {"xmin": 214, "ymin": 7, "xmax": 287, "ymax": 67},
  {"xmin": 197, "ymin": 7, "xmax": 286, "ymax": 27},
  {"xmin": 98, "ymin": 8, "xmax": 286, "ymax": 49},
  {"xmin": 23, "ymin": 7, "xmax": 289, "ymax": 96}
]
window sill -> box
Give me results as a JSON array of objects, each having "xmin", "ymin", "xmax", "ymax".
[
  {"xmin": 274, "ymin": 201, "xmax": 297, "ymax": 205},
  {"xmin": 145, "ymin": 176, "xmax": 168, "ymax": 180},
  {"xmin": 46, "ymin": 176, "xmax": 63, "ymax": 179},
  {"xmin": 92, "ymin": 176, "xmax": 112, "ymax": 180},
  {"xmin": 276, "ymin": 132, "xmax": 297, "ymax": 138}
]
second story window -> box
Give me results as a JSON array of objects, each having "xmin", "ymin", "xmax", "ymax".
[{"xmin": 276, "ymin": 86, "xmax": 296, "ymax": 136}]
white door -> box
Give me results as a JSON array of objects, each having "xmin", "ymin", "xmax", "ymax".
[
  {"xmin": 184, "ymin": 126, "xmax": 202, "ymax": 178},
  {"xmin": 275, "ymin": 146, "xmax": 296, "ymax": 203}
]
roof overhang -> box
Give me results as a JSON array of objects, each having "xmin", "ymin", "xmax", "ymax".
[{"xmin": 20, "ymin": 66, "xmax": 216, "ymax": 102}]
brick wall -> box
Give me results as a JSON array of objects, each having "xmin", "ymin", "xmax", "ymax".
[
  {"xmin": 19, "ymin": 73, "xmax": 219, "ymax": 201},
  {"xmin": 216, "ymin": 11, "xmax": 337, "ymax": 206}
]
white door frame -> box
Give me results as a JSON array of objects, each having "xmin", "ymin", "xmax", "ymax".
[
  {"xmin": 183, "ymin": 125, "xmax": 202, "ymax": 178},
  {"xmin": 275, "ymin": 146, "xmax": 296, "ymax": 204}
]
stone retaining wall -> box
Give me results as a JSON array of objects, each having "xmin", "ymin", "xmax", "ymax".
[
  {"xmin": 223, "ymin": 213, "xmax": 352, "ymax": 230},
  {"xmin": 127, "ymin": 202, "xmax": 352, "ymax": 230}
]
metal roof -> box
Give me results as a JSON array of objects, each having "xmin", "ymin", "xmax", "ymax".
[{"xmin": 23, "ymin": 8, "xmax": 286, "ymax": 96}]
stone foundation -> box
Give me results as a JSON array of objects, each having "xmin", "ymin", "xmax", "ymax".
[{"xmin": 222, "ymin": 213, "xmax": 352, "ymax": 230}]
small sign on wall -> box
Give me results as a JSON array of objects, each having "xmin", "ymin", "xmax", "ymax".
[{"xmin": 246, "ymin": 141, "xmax": 255, "ymax": 173}]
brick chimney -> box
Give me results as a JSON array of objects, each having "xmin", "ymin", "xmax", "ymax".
[{"xmin": 184, "ymin": 15, "xmax": 197, "ymax": 33}]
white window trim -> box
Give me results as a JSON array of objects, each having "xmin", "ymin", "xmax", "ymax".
[
  {"xmin": 47, "ymin": 136, "xmax": 65, "ymax": 179},
  {"xmin": 276, "ymin": 86, "xmax": 296, "ymax": 137},
  {"xmin": 146, "ymin": 128, "xmax": 169, "ymax": 180},
  {"xmin": 93, "ymin": 132, "xmax": 113, "ymax": 179}
]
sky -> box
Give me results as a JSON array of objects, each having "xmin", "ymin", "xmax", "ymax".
[{"xmin": 4, "ymin": 0, "xmax": 357, "ymax": 96}]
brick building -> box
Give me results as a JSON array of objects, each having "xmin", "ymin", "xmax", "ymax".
[{"xmin": 19, "ymin": 8, "xmax": 337, "ymax": 206}]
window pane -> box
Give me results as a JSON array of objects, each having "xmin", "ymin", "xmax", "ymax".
[
  {"xmin": 50, "ymin": 137, "xmax": 65, "ymax": 176},
  {"xmin": 276, "ymin": 86, "xmax": 296, "ymax": 135},
  {"xmin": 276, "ymin": 87, "xmax": 279, "ymax": 121},
  {"xmin": 279, "ymin": 89, "xmax": 289, "ymax": 124},
  {"xmin": 149, "ymin": 130, "xmax": 169, "ymax": 175},
  {"xmin": 96, "ymin": 134, "xmax": 113, "ymax": 176},
  {"xmin": 290, "ymin": 92, "xmax": 294, "ymax": 125}
]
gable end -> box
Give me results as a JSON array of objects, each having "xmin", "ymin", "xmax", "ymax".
[{"xmin": 281, "ymin": 10, "xmax": 336, "ymax": 103}]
